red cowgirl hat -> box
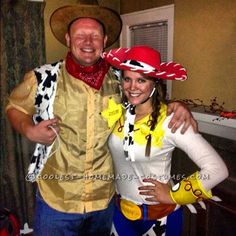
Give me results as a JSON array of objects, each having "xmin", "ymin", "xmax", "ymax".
[{"xmin": 103, "ymin": 45, "xmax": 187, "ymax": 81}]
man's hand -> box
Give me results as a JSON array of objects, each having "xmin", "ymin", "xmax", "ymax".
[
  {"xmin": 25, "ymin": 119, "xmax": 60, "ymax": 145},
  {"xmin": 7, "ymin": 108, "xmax": 60, "ymax": 145},
  {"xmin": 167, "ymin": 101, "xmax": 198, "ymax": 134},
  {"xmin": 138, "ymin": 178, "xmax": 174, "ymax": 204}
]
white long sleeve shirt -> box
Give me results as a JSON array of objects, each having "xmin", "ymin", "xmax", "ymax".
[{"xmin": 108, "ymin": 113, "xmax": 228, "ymax": 205}]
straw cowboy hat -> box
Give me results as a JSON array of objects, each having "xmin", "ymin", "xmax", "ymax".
[
  {"xmin": 50, "ymin": 0, "xmax": 122, "ymax": 48},
  {"xmin": 103, "ymin": 45, "xmax": 187, "ymax": 81}
]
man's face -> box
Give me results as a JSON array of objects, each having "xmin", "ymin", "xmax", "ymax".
[{"xmin": 65, "ymin": 18, "xmax": 107, "ymax": 66}]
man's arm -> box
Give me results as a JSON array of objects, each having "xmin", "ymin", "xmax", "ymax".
[
  {"xmin": 167, "ymin": 101, "xmax": 198, "ymax": 134},
  {"xmin": 7, "ymin": 108, "xmax": 59, "ymax": 145}
]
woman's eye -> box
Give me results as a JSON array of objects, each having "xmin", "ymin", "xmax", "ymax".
[
  {"xmin": 123, "ymin": 77, "xmax": 130, "ymax": 82},
  {"xmin": 138, "ymin": 78, "xmax": 146, "ymax": 83}
]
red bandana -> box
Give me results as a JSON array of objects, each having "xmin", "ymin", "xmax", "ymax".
[{"xmin": 65, "ymin": 52, "xmax": 110, "ymax": 90}]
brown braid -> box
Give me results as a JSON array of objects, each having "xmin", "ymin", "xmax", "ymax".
[{"xmin": 145, "ymin": 79, "xmax": 166, "ymax": 157}]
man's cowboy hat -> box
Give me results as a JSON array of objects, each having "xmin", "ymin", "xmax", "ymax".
[
  {"xmin": 103, "ymin": 45, "xmax": 187, "ymax": 81},
  {"xmin": 50, "ymin": 0, "xmax": 122, "ymax": 48}
]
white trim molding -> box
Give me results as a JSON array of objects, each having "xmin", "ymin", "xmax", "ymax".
[{"xmin": 192, "ymin": 110, "xmax": 236, "ymax": 141}]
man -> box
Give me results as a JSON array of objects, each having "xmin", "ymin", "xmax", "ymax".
[{"xmin": 6, "ymin": 2, "xmax": 196, "ymax": 235}]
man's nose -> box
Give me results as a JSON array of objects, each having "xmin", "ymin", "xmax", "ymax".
[{"xmin": 84, "ymin": 35, "xmax": 92, "ymax": 44}]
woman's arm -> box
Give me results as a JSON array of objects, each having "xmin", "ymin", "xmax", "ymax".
[
  {"xmin": 167, "ymin": 126, "xmax": 228, "ymax": 204},
  {"xmin": 170, "ymin": 127, "xmax": 228, "ymax": 191},
  {"xmin": 139, "ymin": 123, "xmax": 228, "ymax": 205}
]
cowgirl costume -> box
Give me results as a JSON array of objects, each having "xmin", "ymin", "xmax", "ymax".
[{"xmin": 101, "ymin": 46, "xmax": 228, "ymax": 236}]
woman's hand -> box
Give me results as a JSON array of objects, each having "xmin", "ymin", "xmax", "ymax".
[
  {"xmin": 138, "ymin": 178, "xmax": 175, "ymax": 204},
  {"xmin": 167, "ymin": 101, "xmax": 198, "ymax": 134}
]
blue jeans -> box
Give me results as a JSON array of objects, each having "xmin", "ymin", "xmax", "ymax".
[{"xmin": 33, "ymin": 193, "xmax": 115, "ymax": 236}]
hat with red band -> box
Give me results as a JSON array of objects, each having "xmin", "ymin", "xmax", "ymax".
[{"xmin": 103, "ymin": 45, "xmax": 187, "ymax": 81}]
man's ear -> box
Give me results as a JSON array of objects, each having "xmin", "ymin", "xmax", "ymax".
[
  {"xmin": 103, "ymin": 35, "xmax": 108, "ymax": 48},
  {"xmin": 65, "ymin": 33, "xmax": 70, "ymax": 48}
]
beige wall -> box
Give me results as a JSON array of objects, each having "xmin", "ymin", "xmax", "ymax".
[
  {"xmin": 120, "ymin": 0, "xmax": 236, "ymax": 111},
  {"xmin": 120, "ymin": 0, "xmax": 173, "ymax": 14},
  {"xmin": 44, "ymin": 0, "xmax": 236, "ymax": 110},
  {"xmin": 44, "ymin": 0, "xmax": 120, "ymax": 63},
  {"xmin": 173, "ymin": 0, "xmax": 236, "ymax": 110},
  {"xmin": 44, "ymin": 0, "xmax": 76, "ymax": 63}
]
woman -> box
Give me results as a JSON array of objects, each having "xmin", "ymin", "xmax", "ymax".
[{"xmin": 101, "ymin": 46, "xmax": 228, "ymax": 236}]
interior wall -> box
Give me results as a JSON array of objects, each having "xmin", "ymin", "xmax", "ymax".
[
  {"xmin": 44, "ymin": 0, "xmax": 120, "ymax": 63},
  {"xmin": 44, "ymin": 0, "xmax": 76, "ymax": 63},
  {"xmin": 120, "ymin": 0, "xmax": 173, "ymax": 14},
  {"xmin": 120, "ymin": 0, "xmax": 236, "ymax": 111},
  {"xmin": 173, "ymin": 0, "xmax": 236, "ymax": 111},
  {"xmin": 44, "ymin": 0, "xmax": 236, "ymax": 111}
]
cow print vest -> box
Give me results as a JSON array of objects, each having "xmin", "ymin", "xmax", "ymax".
[{"xmin": 26, "ymin": 61, "xmax": 63, "ymax": 182}]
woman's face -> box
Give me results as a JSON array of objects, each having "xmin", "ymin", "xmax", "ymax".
[{"xmin": 122, "ymin": 70, "xmax": 155, "ymax": 105}]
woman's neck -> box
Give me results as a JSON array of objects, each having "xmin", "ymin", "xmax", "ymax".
[{"xmin": 134, "ymin": 100, "xmax": 153, "ymax": 121}]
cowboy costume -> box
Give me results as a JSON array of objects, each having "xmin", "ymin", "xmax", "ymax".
[{"xmin": 6, "ymin": 1, "xmax": 123, "ymax": 235}]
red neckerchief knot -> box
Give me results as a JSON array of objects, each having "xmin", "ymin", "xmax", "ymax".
[{"xmin": 65, "ymin": 52, "xmax": 110, "ymax": 90}]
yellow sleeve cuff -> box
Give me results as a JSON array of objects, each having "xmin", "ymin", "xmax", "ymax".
[{"xmin": 170, "ymin": 171, "xmax": 212, "ymax": 205}]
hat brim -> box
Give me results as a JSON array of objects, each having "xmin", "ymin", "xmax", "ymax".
[
  {"xmin": 104, "ymin": 48, "xmax": 187, "ymax": 81},
  {"xmin": 50, "ymin": 5, "xmax": 122, "ymax": 48}
]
